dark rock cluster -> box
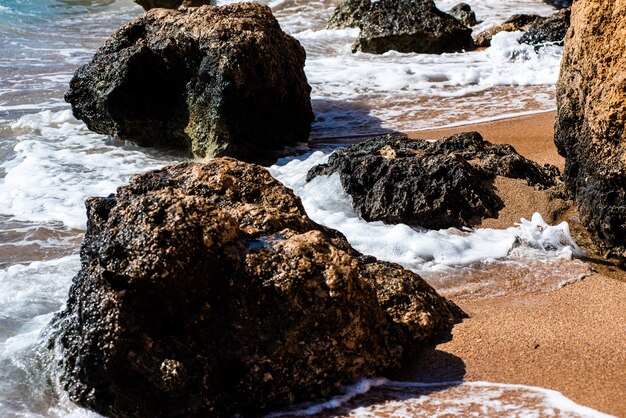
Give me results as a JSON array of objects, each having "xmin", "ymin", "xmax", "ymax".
[
  {"xmin": 518, "ymin": 8, "xmax": 570, "ymax": 47},
  {"xmin": 65, "ymin": 3, "xmax": 313, "ymax": 163},
  {"xmin": 327, "ymin": 0, "xmax": 474, "ymax": 54},
  {"xmin": 49, "ymin": 159, "xmax": 464, "ymax": 417},
  {"xmin": 475, "ymin": 8, "xmax": 570, "ymax": 48},
  {"xmin": 307, "ymin": 132, "xmax": 562, "ymax": 229},
  {"xmin": 448, "ymin": 3, "xmax": 479, "ymax": 27}
]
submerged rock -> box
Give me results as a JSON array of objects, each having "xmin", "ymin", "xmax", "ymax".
[
  {"xmin": 448, "ymin": 3, "xmax": 479, "ymax": 27},
  {"xmin": 555, "ymin": 0, "xmax": 626, "ymax": 258},
  {"xmin": 475, "ymin": 14, "xmax": 544, "ymax": 47},
  {"xmin": 49, "ymin": 159, "xmax": 463, "ymax": 417},
  {"xmin": 307, "ymin": 132, "xmax": 563, "ymax": 229},
  {"xmin": 134, "ymin": 0, "xmax": 213, "ymax": 10},
  {"xmin": 543, "ymin": 0, "xmax": 573, "ymax": 9},
  {"xmin": 518, "ymin": 8, "xmax": 570, "ymax": 47},
  {"xmin": 65, "ymin": 3, "xmax": 314, "ymax": 163},
  {"xmin": 328, "ymin": 0, "xmax": 474, "ymax": 54}
]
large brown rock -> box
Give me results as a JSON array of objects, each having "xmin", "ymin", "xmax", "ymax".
[
  {"xmin": 65, "ymin": 3, "xmax": 314, "ymax": 163},
  {"xmin": 555, "ymin": 1, "xmax": 626, "ymax": 258},
  {"xmin": 48, "ymin": 159, "xmax": 463, "ymax": 417}
]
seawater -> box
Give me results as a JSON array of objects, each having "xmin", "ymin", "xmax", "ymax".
[{"xmin": 0, "ymin": 0, "xmax": 605, "ymax": 416}]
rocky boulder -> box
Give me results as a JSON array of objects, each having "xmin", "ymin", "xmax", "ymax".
[
  {"xmin": 307, "ymin": 132, "xmax": 563, "ymax": 229},
  {"xmin": 555, "ymin": 0, "xmax": 626, "ymax": 258},
  {"xmin": 475, "ymin": 14, "xmax": 544, "ymax": 47},
  {"xmin": 48, "ymin": 159, "xmax": 464, "ymax": 417},
  {"xmin": 448, "ymin": 3, "xmax": 479, "ymax": 27},
  {"xmin": 327, "ymin": 0, "xmax": 474, "ymax": 54},
  {"xmin": 134, "ymin": 0, "xmax": 213, "ymax": 10},
  {"xmin": 65, "ymin": 3, "xmax": 314, "ymax": 163},
  {"xmin": 518, "ymin": 8, "xmax": 570, "ymax": 47}
]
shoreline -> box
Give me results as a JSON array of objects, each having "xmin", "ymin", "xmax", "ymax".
[{"xmin": 400, "ymin": 111, "xmax": 626, "ymax": 417}]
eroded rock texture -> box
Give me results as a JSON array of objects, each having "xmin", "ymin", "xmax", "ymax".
[
  {"xmin": 66, "ymin": 3, "xmax": 313, "ymax": 163},
  {"xmin": 448, "ymin": 3, "xmax": 478, "ymax": 27},
  {"xmin": 518, "ymin": 8, "xmax": 570, "ymax": 47},
  {"xmin": 49, "ymin": 159, "xmax": 463, "ymax": 417},
  {"xmin": 307, "ymin": 132, "xmax": 562, "ymax": 229},
  {"xmin": 134, "ymin": 0, "xmax": 213, "ymax": 10},
  {"xmin": 475, "ymin": 14, "xmax": 544, "ymax": 47},
  {"xmin": 327, "ymin": 0, "xmax": 474, "ymax": 54},
  {"xmin": 555, "ymin": 1, "xmax": 626, "ymax": 258}
]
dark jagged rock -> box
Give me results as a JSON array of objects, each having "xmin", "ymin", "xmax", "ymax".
[
  {"xmin": 327, "ymin": 0, "xmax": 474, "ymax": 54},
  {"xmin": 448, "ymin": 3, "xmax": 479, "ymax": 27},
  {"xmin": 134, "ymin": 0, "xmax": 212, "ymax": 10},
  {"xmin": 475, "ymin": 14, "xmax": 544, "ymax": 47},
  {"xmin": 48, "ymin": 159, "xmax": 464, "ymax": 417},
  {"xmin": 307, "ymin": 132, "xmax": 562, "ymax": 229},
  {"xmin": 518, "ymin": 8, "xmax": 570, "ymax": 47},
  {"xmin": 555, "ymin": 1, "xmax": 626, "ymax": 258},
  {"xmin": 65, "ymin": 4, "xmax": 314, "ymax": 163}
]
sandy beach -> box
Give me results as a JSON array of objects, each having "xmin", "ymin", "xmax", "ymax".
[{"xmin": 400, "ymin": 111, "xmax": 626, "ymax": 417}]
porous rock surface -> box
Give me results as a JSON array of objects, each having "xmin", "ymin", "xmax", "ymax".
[
  {"xmin": 134, "ymin": 0, "xmax": 212, "ymax": 10},
  {"xmin": 518, "ymin": 8, "xmax": 570, "ymax": 47},
  {"xmin": 474, "ymin": 8, "xmax": 570, "ymax": 48},
  {"xmin": 555, "ymin": 0, "xmax": 626, "ymax": 258},
  {"xmin": 448, "ymin": 3, "xmax": 478, "ymax": 27},
  {"xmin": 307, "ymin": 132, "xmax": 562, "ymax": 229},
  {"xmin": 48, "ymin": 159, "xmax": 463, "ymax": 417},
  {"xmin": 475, "ymin": 14, "xmax": 544, "ymax": 47},
  {"xmin": 327, "ymin": 0, "xmax": 474, "ymax": 54},
  {"xmin": 65, "ymin": 3, "xmax": 314, "ymax": 163}
]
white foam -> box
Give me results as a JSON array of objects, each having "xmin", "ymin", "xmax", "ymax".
[
  {"xmin": 0, "ymin": 110, "xmax": 184, "ymax": 229},
  {"xmin": 269, "ymin": 151, "xmax": 583, "ymax": 273},
  {"xmin": 268, "ymin": 379, "xmax": 615, "ymax": 417}
]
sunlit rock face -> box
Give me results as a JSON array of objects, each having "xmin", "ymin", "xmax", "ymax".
[{"xmin": 555, "ymin": 0, "xmax": 626, "ymax": 258}]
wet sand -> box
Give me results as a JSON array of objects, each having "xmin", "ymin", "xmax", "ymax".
[{"xmin": 403, "ymin": 111, "xmax": 626, "ymax": 417}]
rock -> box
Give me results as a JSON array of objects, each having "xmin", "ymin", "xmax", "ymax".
[
  {"xmin": 48, "ymin": 159, "xmax": 464, "ymax": 417},
  {"xmin": 448, "ymin": 3, "xmax": 479, "ymax": 27},
  {"xmin": 518, "ymin": 8, "xmax": 570, "ymax": 47},
  {"xmin": 543, "ymin": 0, "xmax": 573, "ymax": 9},
  {"xmin": 475, "ymin": 14, "xmax": 544, "ymax": 47},
  {"xmin": 134, "ymin": 0, "xmax": 213, "ymax": 10},
  {"xmin": 65, "ymin": 4, "xmax": 314, "ymax": 163},
  {"xmin": 327, "ymin": 0, "xmax": 474, "ymax": 54},
  {"xmin": 327, "ymin": 0, "xmax": 367, "ymax": 29},
  {"xmin": 307, "ymin": 132, "xmax": 563, "ymax": 229},
  {"xmin": 555, "ymin": 1, "xmax": 626, "ymax": 258}
]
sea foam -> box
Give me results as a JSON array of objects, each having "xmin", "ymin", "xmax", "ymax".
[
  {"xmin": 267, "ymin": 379, "xmax": 616, "ymax": 417},
  {"xmin": 269, "ymin": 151, "xmax": 582, "ymax": 269}
]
